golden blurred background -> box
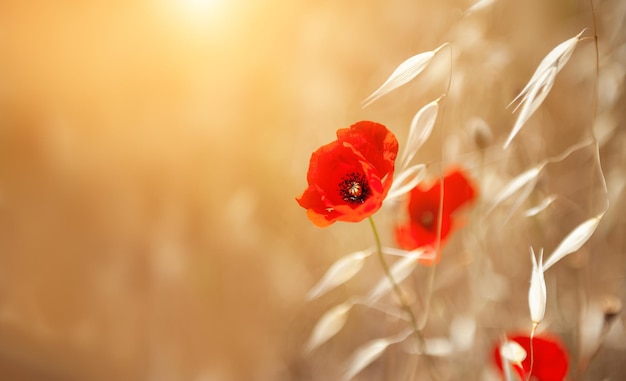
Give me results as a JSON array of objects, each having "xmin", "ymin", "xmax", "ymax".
[{"xmin": 0, "ymin": 0, "xmax": 624, "ymax": 380}]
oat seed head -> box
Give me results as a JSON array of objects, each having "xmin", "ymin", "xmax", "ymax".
[
  {"xmin": 529, "ymin": 247, "xmax": 547, "ymax": 325},
  {"xmin": 306, "ymin": 302, "xmax": 353, "ymax": 353},
  {"xmin": 307, "ymin": 249, "xmax": 373, "ymax": 300},
  {"xmin": 399, "ymin": 98, "xmax": 441, "ymax": 169},
  {"xmin": 361, "ymin": 44, "xmax": 447, "ymax": 108}
]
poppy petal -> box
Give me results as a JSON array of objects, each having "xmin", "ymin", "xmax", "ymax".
[{"xmin": 441, "ymin": 169, "xmax": 477, "ymax": 214}]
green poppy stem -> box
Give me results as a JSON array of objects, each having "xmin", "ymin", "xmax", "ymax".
[{"xmin": 368, "ymin": 216, "xmax": 424, "ymax": 351}]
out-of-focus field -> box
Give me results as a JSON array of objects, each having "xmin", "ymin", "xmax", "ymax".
[{"xmin": 0, "ymin": 0, "xmax": 624, "ymax": 380}]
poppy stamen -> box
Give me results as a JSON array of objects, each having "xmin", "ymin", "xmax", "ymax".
[
  {"xmin": 420, "ymin": 210, "xmax": 436, "ymax": 230},
  {"xmin": 339, "ymin": 172, "xmax": 370, "ymax": 204}
]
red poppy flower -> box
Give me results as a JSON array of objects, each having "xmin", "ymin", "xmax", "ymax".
[
  {"xmin": 395, "ymin": 168, "xmax": 476, "ymax": 264},
  {"xmin": 296, "ymin": 121, "xmax": 398, "ymax": 227},
  {"xmin": 493, "ymin": 334, "xmax": 569, "ymax": 381}
]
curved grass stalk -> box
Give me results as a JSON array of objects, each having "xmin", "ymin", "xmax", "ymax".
[{"xmin": 368, "ymin": 217, "xmax": 424, "ymax": 350}]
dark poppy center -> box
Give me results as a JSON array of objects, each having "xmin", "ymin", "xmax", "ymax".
[
  {"xmin": 420, "ymin": 210, "xmax": 436, "ymax": 230},
  {"xmin": 339, "ymin": 172, "xmax": 370, "ymax": 204}
]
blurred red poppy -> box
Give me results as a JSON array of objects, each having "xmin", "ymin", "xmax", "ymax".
[
  {"xmin": 394, "ymin": 168, "xmax": 476, "ymax": 264},
  {"xmin": 493, "ymin": 334, "xmax": 569, "ymax": 381},
  {"xmin": 296, "ymin": 121, "xmax": 398, "ymax": 227}
]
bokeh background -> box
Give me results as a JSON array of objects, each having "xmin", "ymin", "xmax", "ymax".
[{"xmin": 0, "ymin": 0, "xmax": 624, "ymax": 380}]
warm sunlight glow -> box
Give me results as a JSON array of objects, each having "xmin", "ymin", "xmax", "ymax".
[
  {"xmin": 156, "ymin": 0, "xmax": 236, "ymax": 38},
  {"xmin": 182, "ymin": 0, "xmax": 224, "ymax": 15}
]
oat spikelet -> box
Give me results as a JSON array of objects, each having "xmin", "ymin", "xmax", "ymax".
[
  {"xmin": 528, "ymin": 247, "xmax": 546, "ymax": 326},
  {"xmin": 362, "ymin": 44, "xmax": 447, "ymax": 107},
  {"xmin": 504, "ymin": 30, "xmax": 586, "ymax": 148},
  {"xmin": 399, "ymin": 97, "xmax": 442, "ymax": 169},
  {"xmin": 308, "ymin": 249, "xmax": 373, "ymax": 300},
  {"xmin": 543, "ymin": 214, "xmax": 603, "ymax": 270},
  {"xmin": 306, "ymin": 302, "xmax": 353, "ymax": 353}
]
